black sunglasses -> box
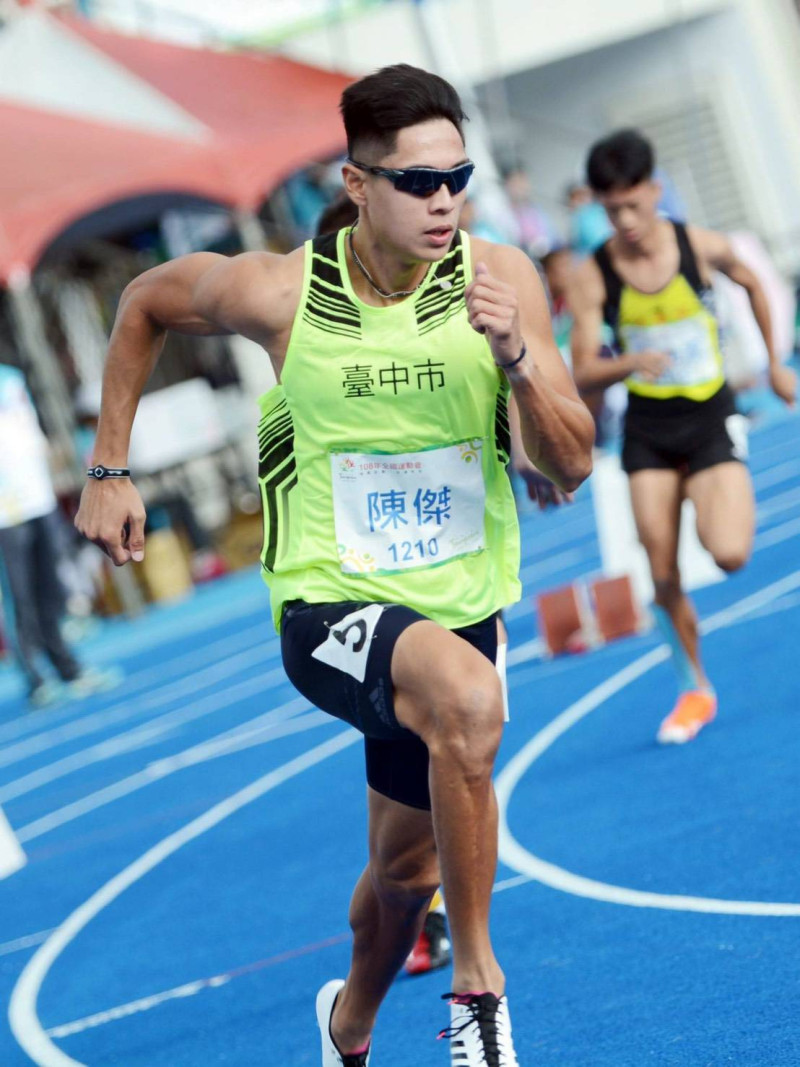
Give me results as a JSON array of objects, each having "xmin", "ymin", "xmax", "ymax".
[{"xmin": 347, "ymin": 158, "xmax": 475, "ymax": 198}]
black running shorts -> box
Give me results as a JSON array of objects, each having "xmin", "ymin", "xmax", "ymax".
[
  {"xmin": 280, "ymin": 600, "xmax": 498, "ymax": 811},
  {"xmin": 621, "ymin": 384, "xmax": 747, "ymax": 477}
]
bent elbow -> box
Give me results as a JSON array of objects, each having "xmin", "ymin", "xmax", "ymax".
[{"xmin": 561, "ymin": 454, "xmax": 593, "ymax": 494}]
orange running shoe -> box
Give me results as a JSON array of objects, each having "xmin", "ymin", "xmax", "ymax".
[{"xmin": 657, "ymin": 689, "xmax": 717, "ymax": 744}]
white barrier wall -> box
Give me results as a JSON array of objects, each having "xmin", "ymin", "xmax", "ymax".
[{"xmin": 0, "ymin": 806, "xmax": 26, "ymax": 879}]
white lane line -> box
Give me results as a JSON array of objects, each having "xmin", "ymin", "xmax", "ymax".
[
  {"xmin": 497, "ymin": 568, "xmax": 800, "ymax": 917},
  {"xmin": 756, "ymin": 484, "xmax": 800, "ymax": 524},
  {"xmin": 754, "ymin": 515, "xmax": 800, "ymax": 553},
  {"xmin": 44, "ymin": 932, "xmax": 355, "ymax": 1041},
  {"xmin": 519, "ymin": 545, "xmax": 598, "ymax": 584},
  {"xmin": 0, "ymin": 930, "xmax": 55, "ymax": 957},
  {"xmin": 16, "ymin": 695, "xmax": 314, "ymax": 843},
  {"xmin": 9, "ymin": 728, "xmax": 361, "ymax": 1067},
  {"xmin": 40, "ymin": 865, "xmax": 547, "ymax": 1041},
  {"xmin": 0, "ymin": 622, "xmax": 275, "ymax": 754},
  {"xmin": 46, "ymin": 977, "xmax": 232, "ymax": 1040},
  {"xmin": 0, "ymin": 660, "xmax": 294, "ymax": 802},
  {"xmin": 752, "ymin": 457, "xmax": 800, "ymax": 491}
]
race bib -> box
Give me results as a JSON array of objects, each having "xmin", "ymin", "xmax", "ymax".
[
  {"xmin": 622, "ymin": 314, "xmax": 719, "ymax": 387},
  {"xmin": 331, "ymin": 441, "xmax": 486, "ymax": 575}
]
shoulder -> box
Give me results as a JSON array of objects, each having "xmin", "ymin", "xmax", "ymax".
[
  {"xmin": 469, "ymin": 236, "xmax": 536, "ymax": 280},
  {"xmin": 684, "ymin": 223, "xmax": 732, "ymax": 264},
  {"xmin": 217, "ymin": 246, "xmax": 306, "ymax": 291},
  {"xmin": 195, "ymin": 246, "xmax": 306, "ymax": 338},
  {"xmin": 567, "ymin": 254, "xmax": 606, "ymax": 310}
]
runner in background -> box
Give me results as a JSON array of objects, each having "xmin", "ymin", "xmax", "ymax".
[{"xmin": 568, "ymin": 129, "xmax": 795, "ymax": 743}]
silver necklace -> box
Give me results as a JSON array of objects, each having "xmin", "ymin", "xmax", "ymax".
[{"xmin": 348, "ymin": 224, "xmax": 430, "ymax": 300}]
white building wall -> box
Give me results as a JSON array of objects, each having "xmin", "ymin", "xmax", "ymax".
[
  {"xmin": 497, "ymin": 8, "xmax": 800, "ymax": 270},
  {"xmin": 280, "ymin": 0, "xmax": 729, "ymax": 80},
  {"xmin": 280, "ymin": 0, "xmax": 800, "ymax": 272}
]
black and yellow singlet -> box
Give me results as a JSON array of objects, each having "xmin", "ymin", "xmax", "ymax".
[{"xmin": 596, "ymin": 221, "xmax": 726, "ymax": 403}]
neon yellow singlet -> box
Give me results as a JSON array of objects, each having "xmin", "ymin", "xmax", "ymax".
[
  {"xmin": 597, "ymin": 222, "xmax": 726, "ymax": 402},
  {"xmin": 257, "ymin": 227, "xmax": 521, "ymax": 631}
]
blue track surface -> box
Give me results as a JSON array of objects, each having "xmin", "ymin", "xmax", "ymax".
[{"xmin": 1, "ymin": 412, "xmax": 799, "ymax": 1066}]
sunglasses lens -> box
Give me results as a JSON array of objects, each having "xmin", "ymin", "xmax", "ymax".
[
  {"xmin": 445, "ymin": 163, "xmax": 475, "ymax": 195},
  {"xmin": 393, "ymin": 163, "xmax": 475, "ymax": 197}
]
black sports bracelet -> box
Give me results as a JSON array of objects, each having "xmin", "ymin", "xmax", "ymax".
[
  {"xmin": 86, "ymin": 465, "xmax": 131, "ymax": 480},
  {"xmin": 495, "ymin": 343, "xmax": 527, "ymax": 370}
]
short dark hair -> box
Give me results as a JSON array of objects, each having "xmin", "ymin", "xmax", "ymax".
[
  {"xmin": 340, "ymin": 64, "xmax": 467, "ymax": 160},
  {"xmin": 586, "ymin": 129, "xmax": 655, "ymax": 193}
]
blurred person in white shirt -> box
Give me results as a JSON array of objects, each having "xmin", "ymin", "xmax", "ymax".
[{"xmin": 0, "ymin": 364, "xmax": 120, "ymax": 706}]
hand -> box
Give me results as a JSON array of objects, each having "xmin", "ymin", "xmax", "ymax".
[
  {"xmin": 464, "ymin": 262, "xmax": 522, "ymax": 367},
  {"xmin": 75, "ymin": 478, "xmax": 147, "ymax": 567},
  {"xmin": 631, "ymin": 349, "xmax": 671, "ymax": 381},
  {"xmin": 515, "ymin": 459, "xmax": 573, "ymax": 510},
  {"xmin": 769, "ymin": 362, "xmax": 796, "ymax": 407}
]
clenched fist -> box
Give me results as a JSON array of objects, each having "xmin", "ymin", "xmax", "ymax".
[
  {"xmin": 464, "ymin": 262, "xmax": 524, "ymax": 368},
  {"xmin": 75, "ymin": 478, "xmax": 147, "ymax": 567}
]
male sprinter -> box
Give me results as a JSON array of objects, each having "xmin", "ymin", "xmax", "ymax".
[
  {"xmin": 75, "ymin": 65, "xmax": 594, "ymax": 1065},
  {"xmin": 569, "ymin": 129, "xmax": 795, "ymax": 743},
  {"xmin": 316, "ymin": 191, "xmax": 453, "ymax": 980}
]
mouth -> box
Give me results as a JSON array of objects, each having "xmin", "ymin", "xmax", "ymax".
[{"xmin": 425, "ymin": 225, "xmax": 453, "ymax": 243}]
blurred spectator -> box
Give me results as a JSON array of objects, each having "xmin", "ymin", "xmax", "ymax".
[
  {"xmin": 503, "ymin": 166, "xmax": 562, "ymax": 258},
  {"xmin": 285, "ymin": 161, "xmax": 343, "ymax": 240},
  {"xmin": 458, "ymin": 198, "xmax": 505, "ymax": 243},
  {"xmin": 566, "ymin": 181, "xmax": 613, "ymax": 257},
  {"xmin": 0, "ymin": 365, "xmax": 121, "ymax": 706}
]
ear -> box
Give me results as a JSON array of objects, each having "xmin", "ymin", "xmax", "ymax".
[{"xmin": 342, "ymin": 162, "xmax": 368, "ymax": 208}]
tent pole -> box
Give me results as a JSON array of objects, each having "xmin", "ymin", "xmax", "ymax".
[
  {"xmin": 233, "ymin": 210, "xmax": 268, "ymax": 253},
  {"xmin": 4, "ymin": 270, "xmax": 145, "ymax": 617},
  {"xmin": 5, "ymin": 271, "xmax": 79, "ymax": 488}
]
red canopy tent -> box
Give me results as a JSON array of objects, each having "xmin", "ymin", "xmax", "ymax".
[{"xmin": 0, "ymin": 10, "xmax": 351, "ymax": 283}]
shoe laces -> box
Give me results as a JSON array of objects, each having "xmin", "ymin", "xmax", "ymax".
[{"xmin": 438, "ymin": 993, "xmax": 505, "ymax": 1065}]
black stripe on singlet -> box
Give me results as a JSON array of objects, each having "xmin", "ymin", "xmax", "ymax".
[
  {"xmin": 303, "ymin": 232, "xmax": 362, "ymax": 340},
  {"xmin": 258, "ymin": 395, "xmax": 297, "ymax": 575},
  {"xmin": 494, "ymin": 389, "xmax": 511, "ymax": 464},
  {"xmin": 415, "ymin": 232, "xmax": 466, "ymax": 335}
]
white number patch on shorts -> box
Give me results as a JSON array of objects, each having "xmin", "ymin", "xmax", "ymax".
[
  {"xmin": 725, "ymin": 414, "xmax": 749, "ymax": 462},
  {"xmin": 311, "ymin": 604, "xmax": 385, "ymax": 683}
]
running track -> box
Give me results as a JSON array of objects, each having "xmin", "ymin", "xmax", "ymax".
[{"xmin": 1, "ymin": 408, "xmax": 799, "ymax": 1066}]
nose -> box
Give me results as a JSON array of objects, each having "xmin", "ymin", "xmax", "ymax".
[{"xmin": 428, "ymin": 182, "xmax": 455, "ymax": 212}]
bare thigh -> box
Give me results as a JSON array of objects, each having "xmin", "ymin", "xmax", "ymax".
[
  {"xmin": 628, "ymin": 469, "xmax": 684, "ymax": 582},
  {"xmin": 390, "ymin": 620, "xmax": 504, "ymax": 745},
  {"xmin": 685, "ymin": 462, "xmax": 754, "ymax": 572}
]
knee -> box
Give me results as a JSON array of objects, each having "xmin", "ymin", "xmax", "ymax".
[
  {"xmin": 370, "ymin": 846, "xmax": 439, "ymax": 908},
  {"xmin": 712, "ymin": 546, "xmax": 750, "ymax": 574},
  {"xmin": 652, "ymin": 571, "xmax": 682, "ymax": 608},
  {"xmin": 424, "ymin": 666, "xmax": 504, "ymax": 778}
]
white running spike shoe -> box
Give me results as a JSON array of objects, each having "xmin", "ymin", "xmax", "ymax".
[
  {"xmin": 439, "ymin": 992, "xmax": 519, "ymax": 1067},
  {"xmin": 316, "ymin": 980, "xmax": 371, "ymax": 1067}
]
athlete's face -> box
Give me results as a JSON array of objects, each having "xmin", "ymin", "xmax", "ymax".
[
  {"xmin": 599, "ymin": 180, "xmax": 661, "ymax": 246},
  {"xmin": 347, "ymin": 118, "xmax": 469, "ymax": 262}
]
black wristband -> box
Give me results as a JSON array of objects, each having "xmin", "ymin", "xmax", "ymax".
[
  {"xmin": 495, "ymin": 343, "xmax": 527, "ymax": 370},
  {"xmin": 87, "ymin": 465, "xmax": 130, "ymax": 480}
]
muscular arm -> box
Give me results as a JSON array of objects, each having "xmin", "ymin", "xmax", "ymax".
[
  {"xmin": 691, "ymin": 226, "xmax": 795, "ymax": 406},
  {"xmin": 568, "ymin": 257, "xmax": 647, "ymax": 393},
  {"xmin": 468, "ymin": 240, "xmax": 594, "ymax": 493},
  {"xmin": 77, "ymin": 249, "xmax": 301, "ymax": 564},
  {"xmin": 92, "ymin": 251, "xmax": 299, "ymax": 466}
]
